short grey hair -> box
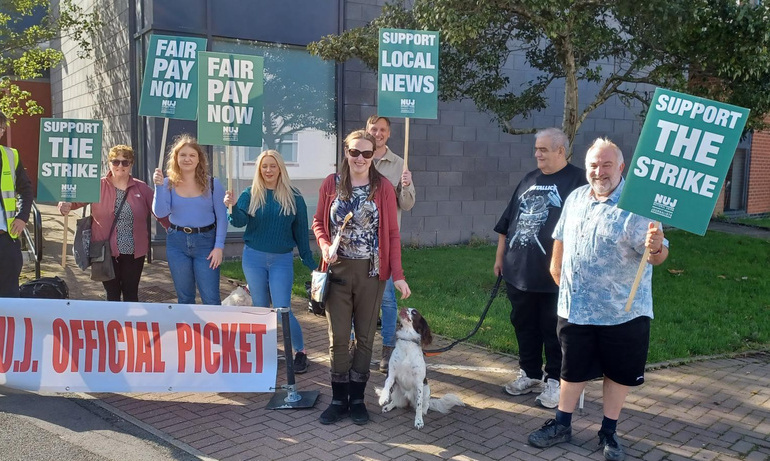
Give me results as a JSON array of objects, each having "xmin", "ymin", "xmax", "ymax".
[
  {"xmin": 535, "ymin": 128, "xmax": 569, "ymax": 152},
  {"xmin": 586, "ymin": 137, "xmax": 624, "ymax": 164}
]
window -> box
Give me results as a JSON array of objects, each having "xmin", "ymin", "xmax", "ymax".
[{"xmin": 208, "ymin": 39, "xmax": 338, "ymax": 229}]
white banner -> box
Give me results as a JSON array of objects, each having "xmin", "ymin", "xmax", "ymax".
[{"xmin": 0, "ymin": 299, "xmax": 278, "ymax": 393}]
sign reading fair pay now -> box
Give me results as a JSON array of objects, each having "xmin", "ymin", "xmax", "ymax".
[{"xmin": 618, "ymin": 88, "xmax": 749, "ymax": 235}]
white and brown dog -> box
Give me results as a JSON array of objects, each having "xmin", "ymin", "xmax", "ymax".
[
  {"xmin": 221, "ymin": 284, "xmax": 252, "ymax": 306},
  {"xmin": 378, "ymin": 307, "xmax": 464, "ymax": 429}
]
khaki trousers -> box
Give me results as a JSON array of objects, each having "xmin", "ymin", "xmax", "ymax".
[{"xmin": 326, "ymin": 258, "xmax": 385, "ymax": 377}]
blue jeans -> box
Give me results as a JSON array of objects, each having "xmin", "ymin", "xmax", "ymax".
[
  {"xmin": 241, "ymin": 246, "xmax": 304, "ymax": 353},
  {"xmin": 166, "ymin": 228, "xmax": 221, "ymax": 305},
  {"xmin": 380, "ymin": 277, "xmax": 397, "ymax": 347}
]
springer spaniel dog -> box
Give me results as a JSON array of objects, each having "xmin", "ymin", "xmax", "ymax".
[{"xmin": 378, "ymin": 307, "xmax": 464, "ymax": 429}]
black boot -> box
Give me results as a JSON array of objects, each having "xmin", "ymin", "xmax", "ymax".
[
  {"xmin": 349, "ymin": 379, "xmax": 369, "ymax": 425},
  {"xmin": 319, "ymin": 381, "xmax": 349, "ymax": 425}
]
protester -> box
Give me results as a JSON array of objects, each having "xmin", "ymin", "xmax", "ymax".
[
  {"xmin": 312, "ymin": 129, "xmax": 411, "ymax": 425},
  {"xmin": 224, "ymin": 150, "xmax": 316, "ymax": 373},
  {"xmin": 58, "ymin": 145, "xmax": 155, "ymax": 301},
  {"xmin": 152, "ymin": 135, "xmax": 227, "ymax": 305},
  {"xmin": 0, "ymin": 112, "xmax": 33, "ymax": 298},
  {"xmin": 366, "ymin": 115, "xmax": 416, "ymax": 373},
  {"xmin": 528, "ymin": 137, "xmax": 669, "ymax": 461},
  {"xmin": 494, "ymin": 128, "xmax": 586, "ymax": 408}
]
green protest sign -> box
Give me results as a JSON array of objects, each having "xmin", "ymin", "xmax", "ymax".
[
  {"xmin": 378, "ymin": 28, "xmax": 439, "ymax": 119},
  {"xmin": 138, "ymin": 35, "xmax": 207, "ymax": 120},
  {"xmin": 197, "ymin": 51, "xmax": 263, "ymax": 147},
  {"xmin": 37, "ymin": 119, "xmax": 103, "ymax": 203},
  {"xmin": 618, "ymin": 88, "xmax": 749, "ymax": 235}
]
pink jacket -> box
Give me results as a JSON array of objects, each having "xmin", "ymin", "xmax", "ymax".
[
  {"xmin": 312, "ymin": 173, "xmax": 405, "ymax": 281},
  {"xmin": 72, "ymin": 173, "xmax": 154, "ymax": 258}
]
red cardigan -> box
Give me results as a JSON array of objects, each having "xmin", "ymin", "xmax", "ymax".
[
  {"xmin": 312, "ymin": 174, "xmax": 405, "ymax": 282},
  {"xmin": 72, "ymin": 172, "xmax": 154, "ymax": 258}
]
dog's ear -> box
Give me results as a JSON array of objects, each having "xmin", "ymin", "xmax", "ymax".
[{"xmin": 412, "ymin": 309, "xmax": 433, "ymax": 346}]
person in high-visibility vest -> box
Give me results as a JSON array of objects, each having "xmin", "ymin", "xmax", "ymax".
[{"xmin": 0, "ymin": 111, "xmax": 34, "ymax": 297}]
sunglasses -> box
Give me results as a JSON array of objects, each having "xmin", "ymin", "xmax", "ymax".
[
  {"xmin": 110, "ymin": 159, "xmax": 132, "ymax": 167},
  {"xmin": 347, "ymin": 149, "xmax": 374, "ymax": 159}
]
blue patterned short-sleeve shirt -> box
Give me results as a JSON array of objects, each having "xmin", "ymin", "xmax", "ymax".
[{"xmin": 553, "ymin": 179, "xmax": 668, "ymax": 325}]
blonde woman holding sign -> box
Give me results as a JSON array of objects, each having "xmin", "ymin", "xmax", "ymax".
[
  {"xmin": 312, "ymin": 129, "xmax": 411, "ymax": 426},
  {"xmin": 223, "ymin": 150, "xmax": 316, "ymax": 374}
]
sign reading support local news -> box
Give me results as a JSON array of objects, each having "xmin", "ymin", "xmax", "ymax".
[
  {"xmin": 138, "ymin": 34, "xmax": 207, "ymax": 120},
  {"xmin": 36, "ymin": 119, "xmax": 103, "ymax": 203},
  {"xmin": 378, "ymin": 28, "xmax": 439, "ymax": 119},
  {"xmin": 197, "ymin": 51, "xmax": 263, "ymax": 147},
  {"xmin": 618, "ymin": 88, "xmax": 749, "ymax": 235},
  {"xmin": 0, "ymin": 299, "xmax": 278, "ymax": 393}
]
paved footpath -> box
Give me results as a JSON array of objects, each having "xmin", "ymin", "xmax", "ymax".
[{"xmin": 13, "ymin": 209, "xmax": 770, "ymax": 460}]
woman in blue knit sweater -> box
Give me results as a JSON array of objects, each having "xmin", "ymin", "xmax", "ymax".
[{"xmin": 224, "ymin": 150, "xmax": 316, "ymax": 373}]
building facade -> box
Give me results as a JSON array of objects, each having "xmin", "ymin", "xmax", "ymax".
[{"xmin": 45, "ymin": 0, "xmax": 767, "ymax": 255}]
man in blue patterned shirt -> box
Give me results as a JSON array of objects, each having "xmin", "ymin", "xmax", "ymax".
[{"xmin": 528, "ymin": 138, "xmax": 669, "ymax": 461}]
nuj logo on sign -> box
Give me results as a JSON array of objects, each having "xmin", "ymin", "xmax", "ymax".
[
  {"xmin": 61, "ymin": 183, "xmax": 77, "ymax": 199},
  {"xmin": 400, "ymin": 98, "xmax": 415, "ymax": 114},
  {"xmin": 651, "ymin": 193, "xmax": 677, "ymax": 218},
  {"xmin": 161, "ymin": 100, "xmax": 177, "ymax": 115},
  {"xmin": 222, "ymin": 126, "xmax": 239, "ymax": 141}
]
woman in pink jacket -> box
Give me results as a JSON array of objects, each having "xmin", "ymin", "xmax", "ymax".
[
  {"xmin": 58, "ymin": 145, "xmax": 155, "ymax": 301},
  {"xmin": 313, "ymin": 129, "xmax": 411, "ymax": 426}
]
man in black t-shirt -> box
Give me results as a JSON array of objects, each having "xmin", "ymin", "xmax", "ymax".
[{"xmin": 493, "ymin": 128, "xmax": 586, "ymax": 408}]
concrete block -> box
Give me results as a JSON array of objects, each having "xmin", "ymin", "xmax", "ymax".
[{"xmin": 438, "ymin": 171, "xmax": 463, "ymax": 186}]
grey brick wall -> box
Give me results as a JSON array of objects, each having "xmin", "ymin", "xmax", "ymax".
[
  {"xmin": 343, "ymin": 0, "xmax": 646, "ymax": 246},
  {"xmin": 51, "ymin": 0, "xmax": 133, "ymax": 166}
]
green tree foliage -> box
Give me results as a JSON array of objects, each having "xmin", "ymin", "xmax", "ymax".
[
  {"xmin": 309, "ymin": 0, "xmax": 770, "ymax": 150},
  {"xmin": 0, "ymin": 0, "xmax": 99, "ymax": 119}
]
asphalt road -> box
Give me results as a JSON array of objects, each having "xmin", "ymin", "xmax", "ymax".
[{"xmin": 0, "ymin": 386, "xmax": 203, "ymax": 461}]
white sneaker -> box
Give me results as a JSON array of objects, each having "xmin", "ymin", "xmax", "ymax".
[
  {"xmin": 535, "ymin": 378, "xmax": 560, "ymax": 409},
  {"xmin": 503, "ymin": 369, "xmax": 542, "ymax": 396}
]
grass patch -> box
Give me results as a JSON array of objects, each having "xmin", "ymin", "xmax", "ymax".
[
  {"xmin": 221, "ymin": 230, "xmax": 770, "ymax": 363},
  {"xmin": 735, "ymin": 216, "xmax": 770, "ymax": 229}
]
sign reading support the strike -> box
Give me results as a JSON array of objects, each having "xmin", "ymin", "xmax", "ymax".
[
  {"xmin": 138, "ymin": 34, "xmax": 207, "ymax": 120},
  {"xmin": 36, "ymin": 118, "xmax": 103, "ymax": 203},
  {"xmin": 618, "ymin": 88, "xmax": 749, "ymax": 235},
  {"xmin": 0, "ymin": 299, "xmax": 278, "ymax": 392},
  {"xmin": 197, "ymin": 51, "xmax": 263, "ymax": 147},
  {"xmin": 378, "ymin": 28, "xmax": 439, "ymax": 119}
]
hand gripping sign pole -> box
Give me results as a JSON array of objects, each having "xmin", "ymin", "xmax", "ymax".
[{"xmin": 624, "ymin": 221, "xmax": 660, "ymax": 312}]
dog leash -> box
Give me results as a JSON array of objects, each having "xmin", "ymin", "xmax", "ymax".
[{"xmin": 423, "ymin": 274, "xmax": 503, "ymax": 357}]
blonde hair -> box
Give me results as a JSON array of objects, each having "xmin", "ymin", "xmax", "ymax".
[
  {"xmin": 108, "ymin": 144, "xmax": 134, "ymax": 163},
  {"xmin": 166, "ymin": 134, "xmax": 209, "ymax": 192},
  {"xmin": 248, "ymin": 150, "xmax": 297, "ymax": 216},
  {"xmin": 586, "ymin": 137, "xmax": 624, "ymax": 164}
]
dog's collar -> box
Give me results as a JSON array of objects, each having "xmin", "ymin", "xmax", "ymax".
[{"xmin": 396, "ymin": 336, "xmax": 421, "ymax": 345}]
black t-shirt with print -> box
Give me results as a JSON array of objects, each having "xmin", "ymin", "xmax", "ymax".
[{"xmin": 494, "ymin": 163, "xmax": 586, "ymax": 292}]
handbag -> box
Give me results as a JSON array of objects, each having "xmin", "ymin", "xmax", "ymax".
[
  {"xmin": 308, "ymin": 260, "xmax": 331, "ymax": 316},
  {"xmin": 90, "ymin": 191, "xmax": 129, "ymax": 282},
  {"xmin": 306, "ymin": 211, "xmax": 354, "ymax": 316},
  {"xmin": 73, "ymin": 210, "xmax": 92, "ymax": 271}
]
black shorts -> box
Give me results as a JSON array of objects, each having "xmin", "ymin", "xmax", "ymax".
[{"xmin": 558, "ymin": 316, "xmax": 651, "ymax": 387}]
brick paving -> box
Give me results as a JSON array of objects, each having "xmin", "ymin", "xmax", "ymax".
[{"xmin": 19, "ymin": 206, "xmax": 770, "ymax": 460}]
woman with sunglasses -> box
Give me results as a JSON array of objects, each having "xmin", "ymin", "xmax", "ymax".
[
  {"xmin": 312, "ymin": 129, "xmax": 411, "ymax": 425},
  {"xmin": 223, "ymin": 150, "xmax": 316, "ymax": 373},
  {"xmin": 153, "ymin": 134, "xmax": 227, "ymax": 305},
  {"xmin": 58, "ymin": 145, "xmax": 155, "ymax": 301}
]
